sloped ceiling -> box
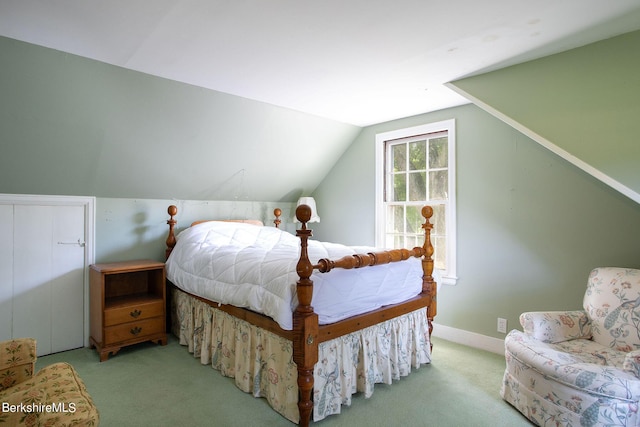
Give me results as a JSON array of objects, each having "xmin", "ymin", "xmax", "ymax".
[
  {"xmin": 0, "ymin": 36, "xmax": 360, "ymax": 202},
  {"xmin": 447, "ymin": 30, "xmax": 640, "ymax": 204},
  {"xmin": 3, "ymin": 2, "xmax": 640, "ymax": 203},
  {"xmin": 2, "ymin": 0, "xmax": 640, "ymax": 126}
]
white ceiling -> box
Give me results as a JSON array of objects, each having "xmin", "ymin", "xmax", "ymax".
[{"xmin": 2, "ymin": 0, "xmax": 640, "ymax": 127}]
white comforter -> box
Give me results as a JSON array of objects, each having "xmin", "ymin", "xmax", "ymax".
[{"xmin": 166, "ymin": 221, "xmax": 423, "ymax": 330}]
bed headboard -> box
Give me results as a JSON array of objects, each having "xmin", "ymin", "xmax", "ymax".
[
  {"xmin": 190, "ymin": 219, "xmax": 264, "ymax": 227},
  {"xmin": 165, "ymin": 205, "xmax": 282, "ymax": 259}
]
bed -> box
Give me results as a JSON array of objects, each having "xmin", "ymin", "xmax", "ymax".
[{"xmin": 164, "ymin": 203, "xmax": 437, "ymax": 426}]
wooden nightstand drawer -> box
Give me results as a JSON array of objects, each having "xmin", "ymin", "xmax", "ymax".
[
  {"xmin": 104, "ymin": 317, "xmax": 165, "ymax": 344},
  {"xmin": 105, "ymin": 299, "xmax": 164, "ymax": 327}
]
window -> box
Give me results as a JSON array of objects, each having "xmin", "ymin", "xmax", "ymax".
[{"xmin": 375, "ymin": 119, "xmax": 457, "ymax": 285}]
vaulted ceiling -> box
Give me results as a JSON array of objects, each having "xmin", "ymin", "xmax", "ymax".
[
  {"xmin": 2, "ymin": 0, "xmax": 640, "ymax": 126},
  {"xmin": 2, "ymin": 1, "xmax": 640, "ymax": 204}
]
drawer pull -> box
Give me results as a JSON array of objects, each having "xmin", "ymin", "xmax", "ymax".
[
  {"xmin": 130, "ymin": 326, "xmax": 142, "ymax": 336},
  {"xmin": 130, "ymin": 309, "xmax": 142, "ymax": 318}
]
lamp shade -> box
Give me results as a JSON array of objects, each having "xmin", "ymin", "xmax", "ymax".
[{"xmin": 294, "ymin": 197, "xmax": 320, "ymax": 223}]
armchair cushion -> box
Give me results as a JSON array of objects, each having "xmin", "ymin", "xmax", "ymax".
[
  {"xmin": 506, "ymin": 331, "xmax": 639, "ymax": 400},
  {"xmin": 520, "ymin": 310, "xmax": 592, "ymax": 344},
  {"xmin": 504, "ymin": 330, "xmax": 640, "ymax": 426},
  {"xmin": 0, "ymin": 338, "xmax": 36, "ymax": 391}
]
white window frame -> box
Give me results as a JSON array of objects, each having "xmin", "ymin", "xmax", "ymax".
[{"xmin": 375, "ymin": 119, "xmax": 457, "ymax": 285}]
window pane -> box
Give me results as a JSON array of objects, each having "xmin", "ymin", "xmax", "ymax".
[
  {"xmin": 392, "ymin": 144, "xmax": 406, "ymax": 172},
  {"xmin": 386, "ymin": 205, "xmax": 404, "ymax": 233},
  {"xmin": 406, "ymin": 234, "xmax": 421, "ymax": 249},
  {"xmin": 432, "ymin": 205, "xmax": 446, "ymax": 235},
  {"xmin": 408, "ymin": 140, "xmax": 426, "ymax": 170},
  {"xmin": 428, "ymin": 170, "xmax": 448, "ymax": 200},
  {"xmin": 429, "ymin": 137, "xmax": 448, "ymax": 169},
  {"xmin": 408, "ymin": 172, "xmax": 426, "ymax": 201},
  {"xmin": 392, "ymin": 234, "xmax": 404, "ymax": 249},
  {"xmin": 434, "ymin": 236, "xmax": 447, "ymax": 270},
  {"xmin": 406, "ymin": 205, "xmax": 422, "ymax": 234},
  {"xmin": 393, "ymin": 174, "xmax": 406, "ymax": 201}
]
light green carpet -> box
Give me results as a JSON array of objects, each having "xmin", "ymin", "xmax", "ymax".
[{"xmin": 37, "ymin": 336, "xmax": 532, "ymax": 426}]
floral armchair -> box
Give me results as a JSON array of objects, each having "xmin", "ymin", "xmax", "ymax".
[
  {"xmin": 0, "ymin": 338, "xmax": 99, "ymax": 426},
  {"xmin": 502, "ymin": 267, "xmax": 640, "ymax": 426}
]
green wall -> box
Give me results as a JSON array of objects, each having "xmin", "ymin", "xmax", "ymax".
[
  {"xmin": 312, "ymin": 103, "xmax": 640, "ymax": 339},
  {"xmin": 0, "ymin": 36, "xmax": 360, "ymax": 202},
  {"xmin": 449, "ymin": 30, "xmax": 640, "ymax": 201},
  {"xmin": 95, "ymin": 198, "xmax": 296, "ymax": 263}
]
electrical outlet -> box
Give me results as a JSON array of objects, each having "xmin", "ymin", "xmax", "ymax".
[{"xmin": 497, "ymin": 317, "xmax": 508, "ymax": 334}]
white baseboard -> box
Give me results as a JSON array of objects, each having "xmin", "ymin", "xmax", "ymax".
[{"xmin": 432, "ymin": 322, "xmax": 505, "ymax": 355}]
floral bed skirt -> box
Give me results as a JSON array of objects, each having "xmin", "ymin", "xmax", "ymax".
[{"xmin": 171, "ymin": 287, "xmax": 431, "ymax": 423}]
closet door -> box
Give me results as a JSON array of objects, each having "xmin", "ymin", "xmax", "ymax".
[
  {"xmin": 51, "ymin": 205, "xmax": 86, "ymax": 353},
  {"xmin": 13, "ymin": 204, "xmax": 86, "ymax": 355}
]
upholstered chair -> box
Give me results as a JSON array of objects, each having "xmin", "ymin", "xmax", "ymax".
[
  {"xmin": 502, "ymin": 267, "xmax": 640, "ymax": 426},
  {"xmin": 0, "ymin": 338, "xmax": 99, "ymax": 426}
]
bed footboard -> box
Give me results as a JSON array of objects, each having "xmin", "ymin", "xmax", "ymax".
[{"xmin": 292, "ymin": 204, "xmax": 435, "ymax": 427}]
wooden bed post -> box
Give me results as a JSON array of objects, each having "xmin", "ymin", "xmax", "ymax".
[
  {"xmin": 166, "ymin": 205, "xmax": 178, "ymax": 260},
  {"xmin": 273, "ymin": 208, "xmax": 282, "ymax": 228},
  {"xmin": 420, "ymin": 206, "xmax": 437, "ymax": 345},
  {"xmin": 293, "ymin": 204, "xmax": 319, "ymax": 427}
]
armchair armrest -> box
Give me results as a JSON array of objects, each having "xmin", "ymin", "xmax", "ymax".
[
  {"xmin": 0, "ymin": 338, "xmax": 37, "ymax": 391},
  {"xmin": 520, "ymin": 310, "xmax": 592, "ymax": 344}
]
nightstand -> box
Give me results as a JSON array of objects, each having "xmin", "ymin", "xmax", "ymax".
[{"xmin": 89, "ymin": 259, "xmax": 167, "ymax": 361}]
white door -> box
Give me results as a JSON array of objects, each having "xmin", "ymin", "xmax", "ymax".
[
  {"xmin": 12, "ymin": 204, "xmax": 86, "ymax": 355},
  {"xmin": 51, "ymin": 205, "xmax": 86, "ymax": 353}
]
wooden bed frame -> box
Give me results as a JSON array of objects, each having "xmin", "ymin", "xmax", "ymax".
[{"xmin": 165, "ymin": 204, "xmax": 437, "ymax": 426}]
